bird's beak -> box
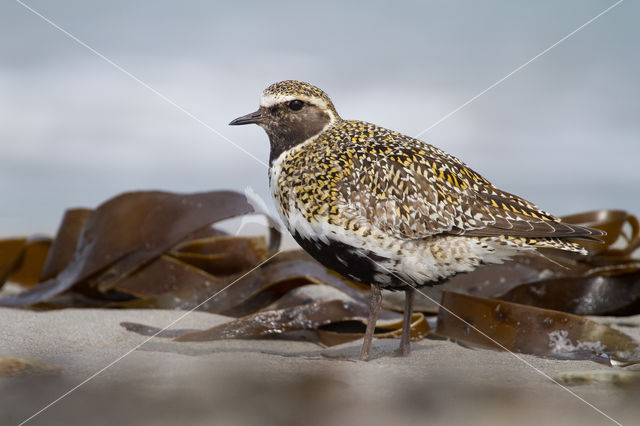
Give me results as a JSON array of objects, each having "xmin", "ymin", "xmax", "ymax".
[{"xmin": 229, "ymin": 110, "xmax": 263, "ymax": 126}]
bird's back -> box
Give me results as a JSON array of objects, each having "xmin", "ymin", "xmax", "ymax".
[{"xmin": 272, "ymin": 119, "xmax": 601, "ymax": 250}]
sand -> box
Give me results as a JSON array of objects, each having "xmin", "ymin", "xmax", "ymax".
[{"xmin": 1, "ymin": 307, "xmax": 639, "ymax": 426}]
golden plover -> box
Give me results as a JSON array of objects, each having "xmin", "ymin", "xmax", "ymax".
[{"xmin": 230, "ymin": 80, "xmax": 604, "ymax": 360}]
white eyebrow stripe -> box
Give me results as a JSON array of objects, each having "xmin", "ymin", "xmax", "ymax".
[{"xmin": 260, "ymin": 93, "xmax": 328, "ymax": 109}]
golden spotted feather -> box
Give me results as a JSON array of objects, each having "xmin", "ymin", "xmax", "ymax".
[{"xmin": 274, "ymin": 120, "xmax": 603, "ymax": 249}]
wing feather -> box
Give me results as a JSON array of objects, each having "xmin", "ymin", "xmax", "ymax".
[{"xmin": 332, "ymin": 124, "xmax": 604, "ymax": 242}]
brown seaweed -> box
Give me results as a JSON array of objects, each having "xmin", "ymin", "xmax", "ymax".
[
  {"xmin": 0, "ymin": 191, "xmax": 279, "ymax": 306},
  {"xmin": 436, "ymin": 291, "xmax": 639, "ymax": 364},
  {"xmin": 39, "ymin": 208, "xmax": 92, "ymax": 281},
  {"xmin": 416, "ymin": 209, "xmax": 640, "ymax": 315},
  {"xmin": 0, "ymin": 237, "xmax": 51, "ymax": 288},
  {"xmin": 498, "ymin": 271, "xmax": 640, "ymax": 315}
]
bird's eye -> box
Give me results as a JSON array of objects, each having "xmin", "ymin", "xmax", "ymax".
[{"xmin": 288, "ymin": 100, "xmax": 304, "ymax": 111}]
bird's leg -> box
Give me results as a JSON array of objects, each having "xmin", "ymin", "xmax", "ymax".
[
  {"xmin": 360, "ymin": 283, "xmax": 382, "ymax": 361},
  {"xmin": 397, "ymin": 287, "xmax": 415, "ymax": 357}
]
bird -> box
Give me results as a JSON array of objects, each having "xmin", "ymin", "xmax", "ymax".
[{"xmin": 229, "ymin": 80, "xmax": 605, "ymax": 360}]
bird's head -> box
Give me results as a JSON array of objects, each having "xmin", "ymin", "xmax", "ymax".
[{"xmin": 230, "ymin": 80, "xmax": 341, "ymax": 159}]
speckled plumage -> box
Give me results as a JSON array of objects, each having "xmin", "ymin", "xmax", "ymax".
[
  {"xmin": 262, "ymin": 80, "xmax": 337, "ymax": 110},
  {"xmin": 258, "ymin": 82, "xmax": 601, "ymax": 290},
  {"xmin": 231, "ymin": 80, "xmax": 604, "ymax": 358}
]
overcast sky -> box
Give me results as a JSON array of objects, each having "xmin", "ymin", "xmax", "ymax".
[{"xmin": 1, "ymin": 0, "xmax": 638, "ymax": 236}]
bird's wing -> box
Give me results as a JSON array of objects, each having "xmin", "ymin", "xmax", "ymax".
[{"xmin": 334, "ymin": 128, "xmax": 603, "ymax": 242}]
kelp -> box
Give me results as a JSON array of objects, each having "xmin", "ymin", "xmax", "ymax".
[
  {"xmin": 436, "ymin": 291, "xmax": 639, "ymax": 365},
  {"xmin": 120, "ymin": 284, "xmax": 431, "ymax": 345},
  {"xmin": 0, "ymin": 237, "xmax": 51, "ymax": 288},
  {"xmin": 0, "ymin": 191, "xmax": 638, "ymax": 360},
  {"xmin": 498, "ymin": 272, "xmax": 640, "ymax": 316},
  {"xmin": 171, "ymin": 235, "xmax": 268, "ymax": 276},
  {"xmin": 493, "ymin": 210, "xmax": 640, "ymax": 315},
  {"xmin": 0, "ymin": 191, "xmax": 280, "ymax": 306},
  {"xmin": 414, "ymin": 209, "xmax": 640, "ymax": 315},
  {"xmin": 39, "ymin": 208, "xmax": 92, "ymax": 282},
  {"xmin": 172, "ymin": 284, "xmax": 429, "ymax": 344}
]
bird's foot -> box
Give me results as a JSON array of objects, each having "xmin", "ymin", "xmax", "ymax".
[
  {"xmin": 359, "ymin": 345, "xmax": 371, "ymax": 361},
  {"xmin": 395, "ymin": 341, "xmax": 411, "ymax": 357}
]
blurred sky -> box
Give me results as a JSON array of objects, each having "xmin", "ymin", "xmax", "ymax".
[{"xmin": 0, "ymin": 0, "xmax": 638, "ymax": 236}]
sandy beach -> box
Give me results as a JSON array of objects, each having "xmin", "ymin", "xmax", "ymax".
[{"xmin": 2, "ymin": 307, "xmax": 639, "ymax": 425}]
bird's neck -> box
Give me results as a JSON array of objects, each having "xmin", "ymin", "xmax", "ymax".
[{"xmin": 266, "ymin": 114, "xmax": 339, "ymax": 166}]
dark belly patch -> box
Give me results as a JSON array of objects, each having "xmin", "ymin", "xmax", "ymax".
[{"xmin": 292, "ymin": 232, "xmax": 410, "ymax": 290}]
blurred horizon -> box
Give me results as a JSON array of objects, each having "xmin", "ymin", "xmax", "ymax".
[{"xmin": 1, "ymin": 0, "xmax": 638, "ymax": 236}]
